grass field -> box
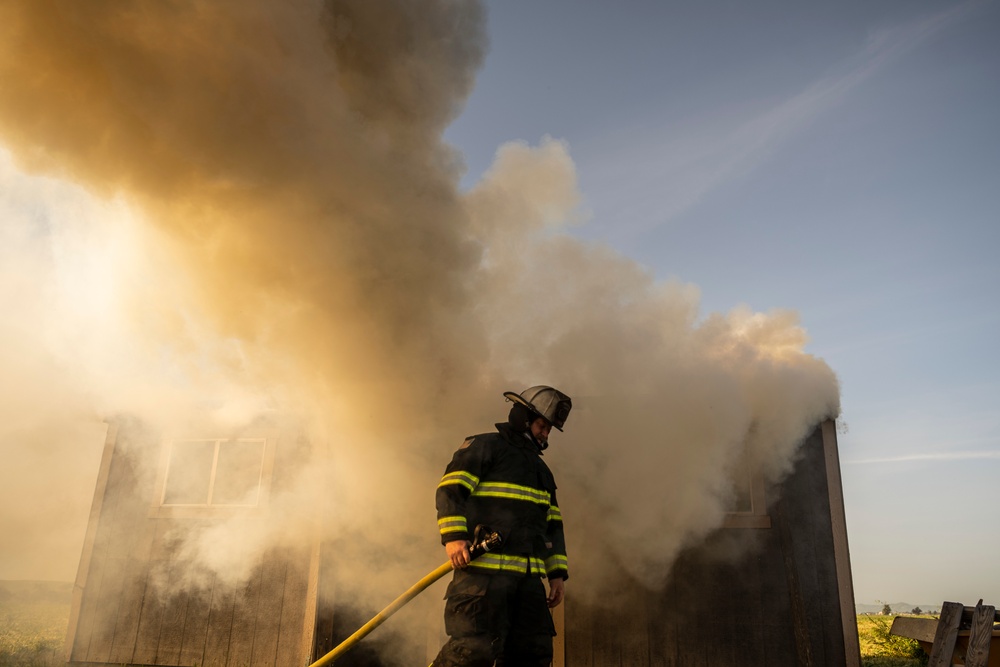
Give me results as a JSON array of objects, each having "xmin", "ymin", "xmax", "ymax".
[
  {"xmin": 0, "ymin": 581, "xmax": 932, "ymax": 666},
  {"xmin": 0, "ymin": 582, "xmax": 70, "ymax": 667},
  {"xmin": 857, "ymin": 614, "xmax": 930, "ymax": 667}
]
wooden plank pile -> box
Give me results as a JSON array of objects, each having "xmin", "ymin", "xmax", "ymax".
[{"xmin": 890, "ymin": 600, "xmax": 999, "ymax": 667}]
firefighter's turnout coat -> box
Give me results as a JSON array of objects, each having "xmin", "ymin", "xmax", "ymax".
[{"xmin": 436, "ymin": 422, "xmax": 568, "ymax": 580}]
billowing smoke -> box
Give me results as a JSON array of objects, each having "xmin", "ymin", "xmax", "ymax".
[{"xmin": 0, "ymin": 0, "xmax": 838, "ymax": 645}]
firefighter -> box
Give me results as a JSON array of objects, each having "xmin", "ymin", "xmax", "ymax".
[{"xmin": 431, "ymin": 385, "xmax": 572, "ymax": 667}]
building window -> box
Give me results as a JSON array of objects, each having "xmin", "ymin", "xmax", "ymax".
[
  {"xmin": 152, "ymin": 437, "xmax": 274, "ymax": 517},
  {"xmin": 728, "ymin": 465, "xmax": 754, "ymax": 513},
  {"xmin": 723, "ymin": 447, "xmax": 771, "ymax": 529}
]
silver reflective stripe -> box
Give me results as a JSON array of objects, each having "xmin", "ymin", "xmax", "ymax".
[
  {"xmin": 438, "ymin": 516, "xmax": 467, "ymax": 534},
  {"xmin": 468, "ymin": 553, "xmax": 547, "ymax": 575},
  {"xmin": 438, "ymin": 470, "xmax": 480, "ymax": 492},
  {"xmin": 471, "ymin": 481, "xmax": 550, "ymax": 506},
  {"xmin": 545, "ymin": 554, "xmax": 568, "ymax": 574}
]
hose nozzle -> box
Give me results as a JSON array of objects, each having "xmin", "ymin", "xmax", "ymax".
[{"xmin": 469, "ymin": 525, "xmax": 503, "ymax": 559}]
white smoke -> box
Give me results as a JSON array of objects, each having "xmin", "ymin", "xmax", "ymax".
[{"xmin": 0, "ymin": 0, "xmax": 838, "ymax": 624}]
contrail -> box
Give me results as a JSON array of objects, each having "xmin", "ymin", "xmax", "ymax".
[{"xmin": 849, "ymin": 450, "xmax": 1000, "ymax": 465}]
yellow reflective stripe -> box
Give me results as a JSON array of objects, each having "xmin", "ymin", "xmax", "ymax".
[
  {"xmin": 438, "ymin": 516, "xmax": 467, "ymax": 534},
  {"xmin": 545, "ymin": 554, "xmax": 568, "ymax": 574},
  {"xmin": 472, "ymin": 482, "xmax": 550, "ymax": 506},
  {"xmin": 547, "ymin": 505, "xmax": 562, "ymax": 522},
  {"xmin": 438, "ymin": 471, "xmax": 479, "ymax": 493},
  {"xmin": 467, "ymin": 553, "xmax": 547, "ymax": 575},
  {"xmin": 467, "ymin": 553, "xmax": 525, "ymax": 573}
]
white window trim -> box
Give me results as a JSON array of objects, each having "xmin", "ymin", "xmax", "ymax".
[{"xmin": 149, "ymin": 435, "xmax": 277, "ymax": 518}]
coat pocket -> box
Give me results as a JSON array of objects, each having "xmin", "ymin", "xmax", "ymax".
[{"xmin": 443, "ymin": 572, "xmax": 492, "ymax": 637}]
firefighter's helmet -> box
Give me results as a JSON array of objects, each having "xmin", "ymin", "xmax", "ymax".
[{"xmin": 503, "ymin": 385, "xmax": 572, "ymax": 431}]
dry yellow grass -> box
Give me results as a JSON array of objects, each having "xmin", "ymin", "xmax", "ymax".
[
  {"xmin": 0, "ymin": 583, "xmax": 69, "ymax": 667},
  {"xmin": 857, "ymin": 614, "xmax": 930, "ymax": 667}
]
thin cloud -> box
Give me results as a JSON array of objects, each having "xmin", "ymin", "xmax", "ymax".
[
  {"xmin": 848, "ymin": 450, "xmax": 1000, "ymax": 465},
  {"xmin": 590, "ymin": 1, "xmax": 982, "ymax": 236}
]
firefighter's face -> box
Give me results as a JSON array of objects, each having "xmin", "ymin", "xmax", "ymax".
[{"xmin": 530, "ymin": 417, "xmax": 552, "ymax": 443}]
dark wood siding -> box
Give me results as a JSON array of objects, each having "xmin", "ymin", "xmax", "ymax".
[
  {"xmin": 565, "ymin": 422, "xmax": 856, "ymax": 667},
  {"xmin": 69, "ymin": 418, "xmax": 856, "ymax": 666}
]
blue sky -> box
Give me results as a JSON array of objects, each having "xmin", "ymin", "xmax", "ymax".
[{"xmin": 445, "ymin": 0, "xmax": 1000, "ymax": 606}]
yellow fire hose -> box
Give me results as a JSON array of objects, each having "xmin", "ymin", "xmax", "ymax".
[{"xmin": 307, "ymin": 529, "xmax": 502, "ymax": 667}]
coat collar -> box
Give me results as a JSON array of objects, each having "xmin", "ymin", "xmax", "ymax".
[{"xmin": 496, "ymin": 422, "xmax": 544, "ymax": 455}]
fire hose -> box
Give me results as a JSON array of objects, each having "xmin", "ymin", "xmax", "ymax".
[{"xmin": 307, "ymin": 527, "xmax": 503, "ymax": 667}]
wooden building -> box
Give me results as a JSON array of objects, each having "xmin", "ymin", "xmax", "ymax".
[
  {"xmin": 559, "ymin": 420, "xmax": 861, "ymax": 667},
  {"xmin": 65, "ymin": 416, "xmax": 321, "ymax": 667},
  {"xmin": 66, "ymin": 418, "xmax": 858, "ymax": 666}
]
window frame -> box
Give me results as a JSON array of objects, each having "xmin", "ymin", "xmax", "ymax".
[
  {"xmin": 149, "ymin": 435, "xmax": 277, "ymax": 518},
  {"xmin": 722, "ymin": 462, "xmax": 770, "ymax": 529}
]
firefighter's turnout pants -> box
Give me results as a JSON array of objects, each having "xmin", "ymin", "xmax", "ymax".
[{"xmin": 431, "ymin": 569, "xmax": 556, "ymax": 667}]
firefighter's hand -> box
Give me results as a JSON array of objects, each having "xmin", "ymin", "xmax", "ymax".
[
  {"xmin": 445, "ymin": 540, "xmax": 471, "ymax": 569},
  {"xmin": 547, "ymin": 577, "xmax": 565, "ymax": 608}
]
